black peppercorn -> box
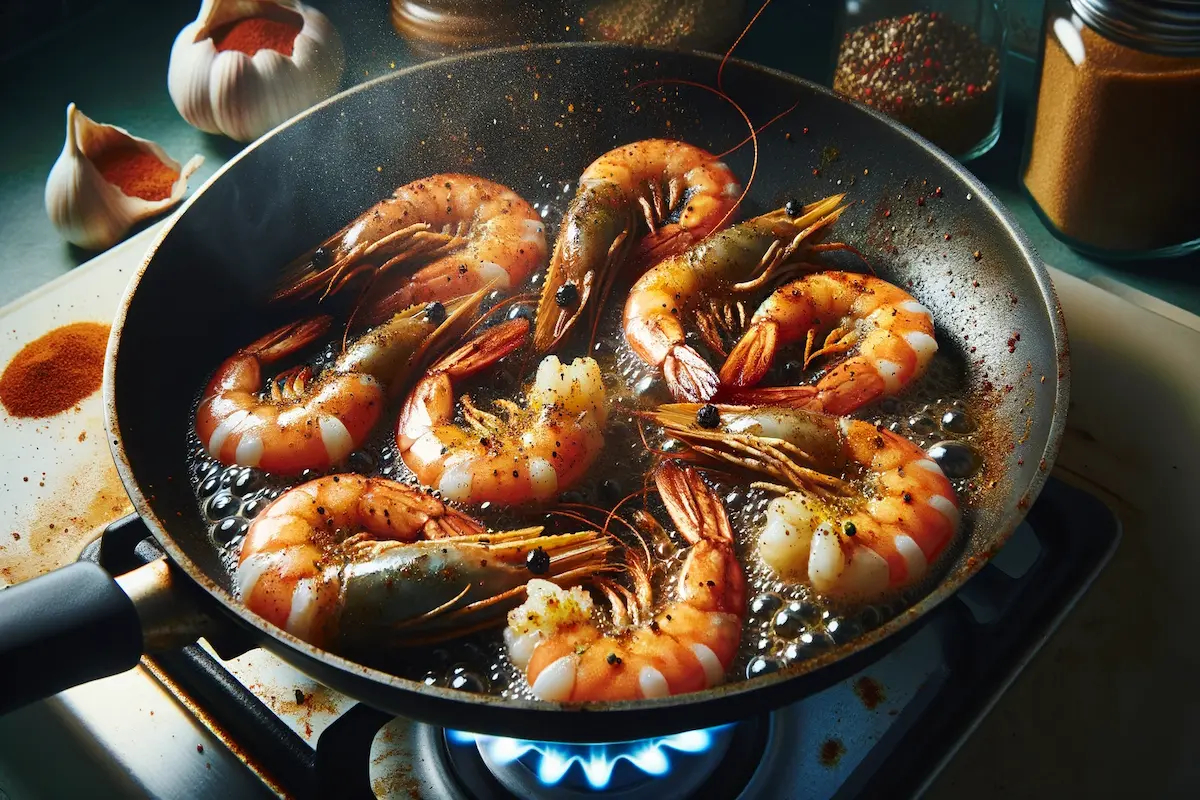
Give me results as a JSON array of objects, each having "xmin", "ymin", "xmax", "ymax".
[
  {"xmin": 526, "ymin": 547, "xmax": 550, "ymax": 575},
  {"xmin": 784, "ymin": 198, "xmax": 802, "ymax": 217},
  {"xmin": 425, "ymin": 302, "xmax": 446, "ymax": 324},
  {"xmin": 843, "ymin": 520, "xmax": 857, "ymax": 537},
  {"xmin": 555, "ymin": 282, "xmax": 579, "ymax": 307},
  {"xmin": 696, "ymin": 404, "xmax": 720, "ymax": 428}
]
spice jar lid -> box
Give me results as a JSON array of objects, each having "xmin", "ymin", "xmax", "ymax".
[{"xmin": 1071, "ymin": 0, "xmax": 1200, "ymax": 56}]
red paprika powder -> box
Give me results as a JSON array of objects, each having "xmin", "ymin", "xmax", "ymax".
[
  {"xmin": 0, "ymin": 322, "xmax": 110, "ymax": 418},
  {"xmin": 91, "ymin": 147, "xmax": 179, "ymax": 202},
  {"xmin": 213, "ymin": 11, "xmax": 304, "ymax": 57}
]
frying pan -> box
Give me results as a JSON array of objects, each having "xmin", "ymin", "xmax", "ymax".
[{"xmin": 0, "ymin": 43, "xmax": 1068, "ymax": 741}]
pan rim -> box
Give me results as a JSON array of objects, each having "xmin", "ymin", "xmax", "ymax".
[{"xmin": 103, "ymin": 40, "xmax": 1070, "ymax": 724}]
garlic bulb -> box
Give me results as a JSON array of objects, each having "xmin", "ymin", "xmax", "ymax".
[
  {"xmin": 45, "ymin": 104, "xmax": 204, "ymax": 250},
  {"xmin": 168, "ymin": 0, "xmax": 345, "ymax": 142}
]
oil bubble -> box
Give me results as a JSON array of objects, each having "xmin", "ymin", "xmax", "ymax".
[
  {"xmin": 928, "ymin": 440, "xmax": 983, "ymax": 479},
  {"xmin": 940, "ymin": 409, "xmax": 975, "ymax": 434}
]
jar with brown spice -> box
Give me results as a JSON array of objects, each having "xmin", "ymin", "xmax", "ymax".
[
  {"xmin": 1021, "ymin": 1, "xmax": 1200, "ymax": 258},
  {"xmin": 831, "ymin": 1, "xmax": 1007, "ymax": 160}
]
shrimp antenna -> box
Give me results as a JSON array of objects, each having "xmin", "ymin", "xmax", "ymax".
[
  {"xmin": 603, "ymin": 488, "xmax": 649, "ymax": 538},
  {"xmin": 716, "ymin": 98, "xmax": 800, "ymax": 159},
  {"xmin": 559, "ymin": 502, "xmax": 642, "ymax": 539},
  {"xmin": 718, "ymin": 0, "xmax": 775, "ymax": 94},
  {"xmin": 460, "ymin": 292, "xmax": 538, "ymax": 341},
  {"xmin": 636, "ymin": 415, "xmax": 681, "ymax": 460},
  {"xmin": 632, "ymin": 77, "xmax": 758, "ymax": 236}
]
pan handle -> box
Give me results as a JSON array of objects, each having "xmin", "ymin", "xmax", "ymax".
[{"xmin": 0, "ymin": 557, "xmax": 214, "ymax": 716}]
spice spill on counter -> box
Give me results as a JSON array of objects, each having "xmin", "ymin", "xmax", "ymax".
[{"xmin": 0, "ymin": 322, "xmax": 110, "ymax": 418}]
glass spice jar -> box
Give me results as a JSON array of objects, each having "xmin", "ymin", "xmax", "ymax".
[
  {"xmin": 1021, "ymin": 0, "xmax": 1200, "ymax": 258},
  {"xmin": 831, "ymin": 1, "xmax": 1007, "ymax": 160},
  {"xmin": 830, "ymin": 0, "xmax": 1008, "ymax": 160}
]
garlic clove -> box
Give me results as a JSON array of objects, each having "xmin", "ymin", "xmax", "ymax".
[
  {"xmin": 45, "ymin": 103, "xmax": 204, "ymax": 250},
  {"xmin": 169, "ymin": 0, "xmax": 345, "ymax": 143}
]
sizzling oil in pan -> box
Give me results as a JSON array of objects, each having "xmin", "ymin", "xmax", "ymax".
[{"xmin": 185, "ymin": 187, "xmax": 993, "ymax": 699}]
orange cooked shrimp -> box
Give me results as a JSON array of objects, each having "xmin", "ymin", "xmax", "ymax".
[
  {"xmin": 237, "ymin": 474, "xmax": 612, "ymax": 649},
  {"xmin": 533, "ymin": 139, "xmax": 741, "ymax": 351},
  {"xmin": 641, "ymin": 404, "xmax": 961, "ymax": 601},
  {"xmin": 275, "ymin": 174, "xmax": 547, "ymax": 326},
  {"xmin": 196, "ymin": 290, "xmax": 482, "ymax": 475},
  {"xmin": 623, "ymin": 195, "xmax": 847, "ymax": 402},
  {"xmin": 396, "ymin": 318, "xmax": 608, "ymax": 505},
  {"xmin": 719, "ymin": 272, "xmax": 938, "ymax": 415},
  {"xmin": 504, "ymin": 462, "xmax": 745, "ymax": 701}
]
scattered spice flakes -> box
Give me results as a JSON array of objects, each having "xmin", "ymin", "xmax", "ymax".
[
  {"xmin": 973, "ymin": 250, "xmax": 982, "ymax": 261},
  {"xmin": 78, "ymin": 431, "xmax": 86, "ymax": 442},
  {"xmin": 854, "ymin": 676, "xmax": 886, "ymax": 709},
  {"xmin": 821, "ymin": 145, "xmax": 840, "ymax": 165},
  {"xmin": 819, "ymin": 738, "xmax": 846, "ymax": 766}
]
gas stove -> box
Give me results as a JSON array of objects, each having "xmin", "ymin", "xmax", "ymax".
[{"xmin": 0, "ymin": 476, "xmax": 1118, "ymax": 799}]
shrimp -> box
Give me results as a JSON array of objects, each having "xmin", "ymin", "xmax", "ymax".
[
  {"xmin": 504, "ymin": 462, "xmax": 745, "ymax": 701},
  {"xmin": 237, "ymin": 474, "xmax": 614, "ymax": 649},
  {"xmin": 196, "ymin": 288, "xmax": 483, "ymax": 475},
  {"xmin": 623, "ymin": 195, "xmax": 848, "ymax": 402},
  {"xmin": 718, "ymin": 272, "xmax": 938, "ymax": 416},
  {"xmin": 533, "ymin": 140, "xmax": 741, "ymax": 352},
  {"xmin": 397, "ymin": 317, "xmax": 608, "ymax": 505},
  {"xmin": 640, "ymin": 404, "xmax": 961, "ymax": 601},
  {"xmin": 274, "ymin": 174, "xmax": 547, "ymax": 327}
]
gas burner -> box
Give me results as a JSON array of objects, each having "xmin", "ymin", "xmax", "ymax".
[{"xmin": 443, "ymin": 719, "xmax": 769, "ymax": 799}]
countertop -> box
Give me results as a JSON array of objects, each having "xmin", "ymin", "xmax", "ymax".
[{"xmin": 3, "ymin": 2, "xmax": 1199, "ymax": 798}]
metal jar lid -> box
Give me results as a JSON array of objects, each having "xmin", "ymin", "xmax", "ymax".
[{"xmin": 1070, "ymin": 0, "xmax": 1200, "ymax": 56}]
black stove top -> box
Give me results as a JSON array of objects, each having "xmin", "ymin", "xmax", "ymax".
[{"xmin": 83, "ymin": 477, "xmax": 1118, "ymax": 799}]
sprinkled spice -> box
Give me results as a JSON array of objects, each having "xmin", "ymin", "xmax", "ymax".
[
  {"xmin": 854, "ymin": 676, "xmax": 885, "ymax": 709},
  {"xmin": 819, "ymin": 738, "xmax": 846, "ymax": 767},
  {"xmin": 834, "ymin": 12, "xmax": 1001, "ymax": 156},
  {"xmin": 92, "ymin": 147, "xmax": 179, "ymax": 201},
  {"xmin": 212, "ymin": 12, "xmax": 303, "ymax": 57},
  {"xmin": 1, "ymin": 322, "xmax": 109, "ymax": 418}
]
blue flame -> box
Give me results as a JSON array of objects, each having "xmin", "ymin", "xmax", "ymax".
[{"xmin": 449, "ymin": 725, "xmax": 729, "ymax": 790}]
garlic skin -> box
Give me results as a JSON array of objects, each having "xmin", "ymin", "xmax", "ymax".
[
  {"xmin": 45, "ymin": 104, "xmax": 204, "ymax": 250},
  {"xmin": 168, "ymin": 0, "xmax": 345, "ymax": 142}
]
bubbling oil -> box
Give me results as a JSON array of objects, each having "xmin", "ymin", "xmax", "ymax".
[{"xmin": 185, "ymin": 185, "xmax": 987, "ymax": 698}]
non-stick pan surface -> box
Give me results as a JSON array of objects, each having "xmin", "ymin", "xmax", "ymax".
[{"xmin": 105, "ymin": 43, "xmax": 1068, "ymax": 740}]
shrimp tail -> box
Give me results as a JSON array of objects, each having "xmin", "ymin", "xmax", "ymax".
[
  {"xmin": 246, "ymin": 315, "xmax": 333, "ymax": 362},
  {"xmin": 430, "ymin": 316, "xmax": 529, "ymax": 378},
  {"xmin": 718, "ymin": 384, "xmax": 819, "ymax": 407},
  {"xmin": 663, "ymin": 344, "xmax": 722, "ymax": 402},
  {"xmin": 653, "ymin": 462, "xmax": 733, "ymax": 545},
  {"xmin": 401, "ymin": 285, "xmax": 495, "ymax": 383},
  {"xmin": 718, "ymin": 319, "xmax": 778, "ymax": 388}
]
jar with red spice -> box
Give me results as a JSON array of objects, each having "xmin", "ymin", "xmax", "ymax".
[{"xmin": 831, "ymin": 1, "xmax": 1006, "ymax": 160}]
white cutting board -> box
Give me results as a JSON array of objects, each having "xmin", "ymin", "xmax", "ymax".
[{"xmin": 0, "ymin": 224, "xmax": 165, "ymax": 587}]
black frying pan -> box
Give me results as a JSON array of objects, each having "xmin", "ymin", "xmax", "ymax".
[{"xmin": 0, "ymin": 43, "xmax": 1068, "ymax": 741}]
